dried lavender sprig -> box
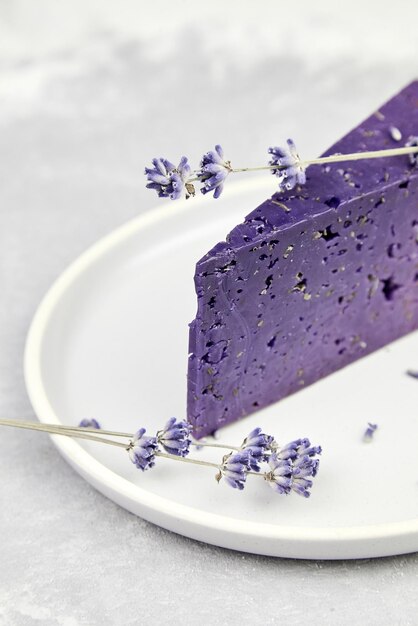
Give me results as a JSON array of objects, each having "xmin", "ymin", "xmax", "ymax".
[
  {"xmin": 0, "ymin": 419, "xmax": 321, "ymax": 495},
  {"xmin": 0, "ymin": 418, "xmax": 291, "ymax": 456},
  {"xmin": 146, "ymin": 141, "xmax": 418, "ymax": 199},
  {"xmin": 0, "ymin": 418, "xmax": 316, "ymax": 461},
  {"xmin": 0, "ymin": 419, "xmax": 238, "ymax": 474},
  {"xmin": 0, "ymin": 417, "xmax": 230, "ymax": 462},
  {"xmin": 0, "ymin": 419, "xmax": 310, "ymax": 460},
  {"xmin": 181, "ymin": 144, "xmax": 418, "ymax": 178},
  {"xmin": 236, "ymin": 145, "xmax": 418, "ymax": 177}
]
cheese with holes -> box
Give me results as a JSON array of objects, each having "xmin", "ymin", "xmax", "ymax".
[{"xmin": 187, "ymin": 81, "xmax": 418, "ymax": 437}]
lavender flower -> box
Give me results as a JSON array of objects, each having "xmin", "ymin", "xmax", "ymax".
[
  {"xmin": 406, "ymin": 136, "xmax": 418, "ymax": 166},
  {"xmin": 215, "ymin": 449, "xmax": 251, "ymax": 490},
  {"xmin": 265, "ymin": 454, "xmax": 293, "ymax": 494},
  {"xmin": 291, "ymin": 456, "xmax": 318, "ymax": 498},
  {"xmin": 290, "ymin": 439, "xmax": 321, "ymax": 497},
  {"xmin": 145, "ymin": 157, "xmax": 194, "ymax": 200},
  {"xmin": 240, "ymin": 427, "xmax": 274, "ymax": 471},
  {"xmin": 406, "ymin": 370, "xmax": 418, "ymax": 379},
  {"xmin": 268, "ymin": 139, "xmax": 306, "ymax": 192},
  {"xmin": 1, "ymin": 413, "xmax": 325, "ymax": 498},
  {"xmin": 78, "ymin": 418, "xmax": 100, "ymax": 429},
  {"xmin": 198, "ymin": 145, "xmax": 232, "ymax": 198},
  {"xmin": 271, "ymin": 438, "xmax": 298, "ymax": 460},
  {"xmin": 128, "ymin": 428, "xmax": 159, "ymax": 471},
  {"xmin": 363, "ymin": 422, "xmax": 378, "ymax": 442},
  {"xmin": 268, "ymin": 437, "xmax": 321, "ymax": 497},
  {"xmin": 156, "ymin": 417, "xmax": 192, "ymax": 457},
  {"xmin": 276, "ymin": 437, "xmax": 322, "ymax": 462}
]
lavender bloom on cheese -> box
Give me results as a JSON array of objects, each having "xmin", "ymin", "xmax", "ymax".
[
  {"xmin": 240, "ymin": 427, "xmax": 274, "ymax": 471},
  {"xmin": 145, "ymin": 130, "xmax": 418, "ymax": 202},
  {"xmin": 157, "ymin": 417, "xmax": 192, "ymax": 457},
  {"xmin": 145, "ymin": 157, "xmax": 194, "ymax": 200},
  {"xmin": 405, "ymin": 136, "xmax": 418, "ymax": 166},
  {"xmin": 128, "ymin": 428, "xmax": 159, "ymax": 471},
  {"xmin": 268, "ymin": 138, "xmax": 306, "ymax": 192},
  {"xmin": 198, "ymin": 144, "xmax": 232, "ymax": 198},
  {"xmin": 216, "ymin": 449, "xmax": 251, "ymax": 490}
]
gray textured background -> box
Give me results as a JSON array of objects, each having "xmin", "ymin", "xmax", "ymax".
[{"xmin": 1, "ymin": 1, "xmax": 418, "ymax": 624}]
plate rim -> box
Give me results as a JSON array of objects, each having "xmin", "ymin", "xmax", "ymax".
[{"xmin": 23, "ymin": 178, "xmax": 418, "ymax": 558}]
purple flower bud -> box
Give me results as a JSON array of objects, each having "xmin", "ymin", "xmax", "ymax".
[
  {"xmin": 294, "ymin": 437, "xmax": 322, "ymax": 459},
  {"xmin": 293, "ymin": 454, "xmax": 320, "ymax": 478},
  {"xmin": 291, "ymin": 476, "xmax": 313, "ymax": 498},
  {"xmin": 265, "ymin": 454, "xmax": 293, "ymax": 494},
  {"xmin": 272, "ymin": 438, "xmax": 300, "ymax": 460},
  {"xmin": 157, "ymin": 417, "xmax": 192, "ymax": 457},
  {"xmin": 290, "ymin": 438, "xmax": 321, "ymax": 497},
  {"xmin": 145, "ymin": 156, "xmax": 194, "ymax": 200},
  {"xmin": 78, "ymin": 418, "xmax": 100, "ymax": 429},
  {"xmin": 198, "ymin": 144, "xmax": 232, "ymax": 199},
  {"xmin": 216, "ymin": 449, "xmax": 251, "ymax": 490},
  {"xmin": 128, "ymin": 428, "xmax": 158, "ymax": 471},
  {"xmin": 268, "ymin": 139, "xmax": 306, "ymax": 192},
  {"xmin": 405, "ymin": 136, "xmax": 418, "ymax": 166},
  {"xmin": 240, "ymin": 427, "xmax": 274, "ymax": 471},
  {"xmin": 267, "ymin": 437, "xmax": 321, "ymax": 497},
  {"xmin": 363, "ymin": 422, "xmax": 378, "ymax": 442}
]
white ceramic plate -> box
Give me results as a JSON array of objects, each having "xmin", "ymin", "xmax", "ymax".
[{"xmin": 24, "ymin": 178, "xmax": 418, "ymax": 559}]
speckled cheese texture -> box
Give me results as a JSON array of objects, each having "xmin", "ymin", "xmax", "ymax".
[{"xmin": 187, "ymin": 81, "xmax": 418, "ymax": 438}]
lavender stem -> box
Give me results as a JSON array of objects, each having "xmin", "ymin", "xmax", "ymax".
[
  {"xmin": 191, "ymin": 440, "xmax": 240, "ymax": 451},
  {"xmin": 155, "ymin": 450, "xmax": 220, "ymax": 469},
  {"xmin": 0, "ymin": 418, "xmax": 128, "ymax": 448},
  {"xmin": 202, "ymin": 145, "xmax": 418, "ymax": 175},
  {"xmin": 303, "ymin": 145, "xmax": 418, "ymax": 166}
]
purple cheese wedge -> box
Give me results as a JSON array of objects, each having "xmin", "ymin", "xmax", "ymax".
[{"xmin": 188, "ymin": 81, "xmax": 418, "ymax": 438}]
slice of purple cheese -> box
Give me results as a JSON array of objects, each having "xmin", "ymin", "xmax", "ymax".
[{"xmin": 187, "ymin": 81, "xmax": 418, "ymax": 437}]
